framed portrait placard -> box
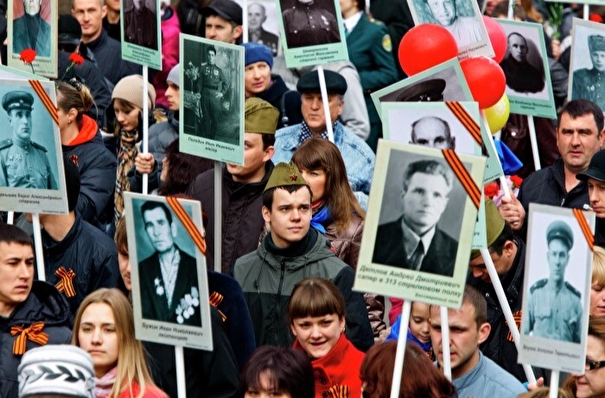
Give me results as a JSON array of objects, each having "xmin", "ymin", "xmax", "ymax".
[
  {"xmin": 125, "ymin": 193, "xmax": 213, "ymax": 350},
  {"xmin": 568, "ymin": 18, "xmax": 605, "ymax": 112},
  {"xmin": 496, "ymin": 20, "xmax": 557, "ymax": 119},
  {"xmin": 354, "ymin": 141, "xmax": 486, "ymax": 308},
  {"xmin": 179, "ymin": 34, "xmax": 245, "ymax": 165},
  {"xmin": 0, "ymin": 65, "xmax": 49, "ymax": 80},
  {"xmin": 0, "ymin": 79, "xmax": 67, "ymax": 214},
  {"xmin": 236, "ymin": 0, "xmax": 281, "ymax": 56},
  {"xmin": 7, "ymin": 0, "xmax": 58, "ymax": 77},
  {"xmin": 120, "ymin": 0, "xmax": 162, "ymax": 69},
  {"xmin": 276, "ymin": 0, "xmax": 349, "ymax": 68},
  {"xmin": 518, "ymin": 204, "xmax": 594, "ymax": 373}
]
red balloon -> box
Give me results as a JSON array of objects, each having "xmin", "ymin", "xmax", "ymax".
[
  {"xmin": 398, "ymin": 24, "xmax": 459, "ymax": 76},
  {"xmin": 460, "ymin": 56, "xmax": 506, "ymax": 109},
  {"xmin": 482, "ymin": 16, "xmax": 507, "ymax": 63}
]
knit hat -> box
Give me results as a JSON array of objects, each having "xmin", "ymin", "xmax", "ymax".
[
  {"xmin": 546, "ymin": 220, "xmax": 573, "ymax": 250},
  {"xmin": 588, "ymin": 35, "xmax": 605, "ymax": 52},
  {"xmin": 64, "ymin": 156, "xmax": 81, "ymax": 212},
  {"xmin": 264, "ymin": 161, "xmax": 308, "ymax": 192},
  {"xmin": 167, "ymin": 64, "xmax": 180, "ymax": 87},
  {"xmin": 243, "ymin": 42, "xmax": 273, "ymax": 68},
  {"xmin": 245, "ymin": 97, "xmax": 279, "ymax": 134},
  {"xmin": 18, "ymin": 345, "xmax": 95, "ymax": 398},
  {"xmin": 111, "ymin": 75, "xmax": 156, "ymax": 110},
  {"xmin": 297, "ymin": 70, "xmax": 347, "ymax": 95},
  {"xmin": 470, "ymin": 199, "xmax": 505, "ymax": 259}
]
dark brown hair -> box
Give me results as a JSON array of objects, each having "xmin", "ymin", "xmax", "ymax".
[
  {"xmin": 287, "ymin": 278, "xmax": 345, "ymax": 324},
  {"xmin": 157, "ymin": 140, "xmax": 213, "ymax": 196},
  {"xmin": 56, "ymin": 81, "xmax": 95, "ymax": 127}
]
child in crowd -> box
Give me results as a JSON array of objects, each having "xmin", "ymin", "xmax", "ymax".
[{"xmin": 386, "ymin": 302, "xmax": 433, "ymax": 358}]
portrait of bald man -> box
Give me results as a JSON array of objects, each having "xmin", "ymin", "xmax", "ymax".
[{"xmin": 410, "ymin": 116, "xmax": 455, "ymax": 150}]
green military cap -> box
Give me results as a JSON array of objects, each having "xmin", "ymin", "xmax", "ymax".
[
  {"xmin": 588, "ymin": 35, "xmax": 605, "ymax": 52},
  {"xmin": 2, "ymin": 91, "xmax": 34, "ymax": 112},
  {"xmin": 470, "ymin": 199, "xmax": 505, "ymax": 259},
  {"xmin": 546, "ymin": 220, "xmax": 573, "ymax": 250},
  {"xmin": 264, "ymin": 161, "xmax": 309, "ymax": 192},
  {"xmin": 297, "ymin": 70, "xmax": 347, "ymax": 95},
  {"xmin": 245, "ymin": 97, "xmax": 279, "ymax": 134},
  {"xmin": 396, "ymin": 79, "xmax": 446, "ymax": 102}
]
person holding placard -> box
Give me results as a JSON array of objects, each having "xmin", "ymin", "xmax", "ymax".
[{"xmin": 429, "ymin": 286, "xmax": 526, "ymax": 398}]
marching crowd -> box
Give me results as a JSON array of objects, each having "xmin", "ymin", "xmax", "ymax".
[{"xmin": 1, "ymin": 0, "xmax": 605, "ymax": 397}]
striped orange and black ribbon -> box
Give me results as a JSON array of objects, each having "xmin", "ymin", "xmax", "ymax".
[
  {"xmin": 209, "ymin": 291, "xmax": 227, "ymax": 322},
  {"xmin": 166, "ymin": 196, "xmax": 207, "ymax": 255},
  {"xmin": 442, "ymin": 149, "xmax": 480, "ymax": 209},
  {"xmin": 29, "ymin": 80, "xmax": 58, "ymax": 125},
  {"xmin": 446, "ymin": 101, "xmax": 482, "ymax": 145},
  {"xmin": 11, "ymin": 322, "xmax": 49, "ymax": 355},
  {"xmin": 55, "ymin": 267, "xmax": 76, "ymax": 298},
  {"xmin": 573, "ymin": 208, "xmax": 594, "ymax": 252}
]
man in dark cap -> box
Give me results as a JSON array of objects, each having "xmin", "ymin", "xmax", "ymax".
[
  {"xmin": 500, "ymin": 32, "xmax": 545, "ymax": 94},
  {"xmin": 203, "ymin": 0, "xmax": 243, "ymax": 44},
  {"xmin": 523, "ymin": 220, "xmax": 582, "ymax": 343},
  {"xmin": 577, "ymin": 149, "xmax": 605, "ymax": 246},
  {"xmin": 234, "ymin": 161, "xmax": 373, "ymax": 351},
  {"xmin": 572, "ymin": 34, "xmax": 605, "ymax": 111},
  {"xmin": 124, "ymin": 0, "xmax": 158, "ymax": 49},
  {"xmin": 0, "ymin": 90, "xmax": 57, "ymax": 189},
  {"xmin": 273, "ymin": 69, "xmax": 375, "ymax": 209},
  {"xmin": 281, "ymin": 0, "xmax": 340, "ymax": 49},
  {"xmin": 12, "ymin": 0, "xmax": 51, "ymax": 57}
]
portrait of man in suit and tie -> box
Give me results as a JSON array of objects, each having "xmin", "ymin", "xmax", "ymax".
[{"xmin": 372, "ymin": 158, "xmax": 458, "ymax": 276}]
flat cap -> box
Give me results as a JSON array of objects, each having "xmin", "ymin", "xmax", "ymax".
[
  {"xmin": 470, "ymin": 199, "xmax": 506, "ymax": 259},
  {"xmin": 297, "ymin": 70, "xmax": 347, "ymax": 95},
  {"xmin": 264, "ymin": 161, "xmax": 309, "ymax": 192},
  {"xmin": 245, "ymin": 97, "xmax": 279, "ymax": 134},
  {"xmin": 2, "ymin": 91, "xmax": 34, "ymax": 112},
  {"xmin": 546, "ymin": 220, "xmax": 573, "ymax": 250},
  {"xmin": 202, "ymin": 0, "xmax": 242, "ymax": 25},
  {"xmin": 577, "ymin": 149, "xmax": 605, "ymax": 183},
  {"xmin": 588, "ymin": 35, "xmax": 605, "ymax": 53},
  {"xmin": 396, "ymin": 79, "xmax": 446, "ymax": 102},
  {"xmin": 58, "ymin": 14, "xmax": 82, "ymax": 45}
]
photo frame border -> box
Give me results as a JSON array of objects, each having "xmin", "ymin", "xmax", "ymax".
[{"xmin": 120, "ymin": 0, "xmax": 163, "ymax": 69}]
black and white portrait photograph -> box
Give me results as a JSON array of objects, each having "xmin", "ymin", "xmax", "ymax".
[
  {"xmin": 354, "ymin": 141, "xmax": 486, "ymax": 308},
  {"xmin": 125, "ymin": 193, "xmax": 213, "ymax": 350},
  {"xmin": 235, "ymin": 0, "xmax": 281, "ymax": 55},
  {"xmin": 180, "ymin": 34, "xmax": 245, "ymax": 165},
  {"xmin": 518, "ymin": 204, "xmax": 593, "ymax": 373},
  {"xmin": 0, "ymin": 79, "xmax": 68, "ymax": 215},
  {"xmin": 407, "ymin": 0, "xmax": 491, "ymax": 58},
  {"xmin": 122, "ymin": 0, "xmax": 158, "ymax": 50},
  {"xmin": 280, "ymin": 0, "xmax": 340, "ymax": 49},
  {"xmin": 371, "ymin": 59, "xmax": 473, "ymax": 120},
  {"xmin": 568, "ymin": 18, "xmax": 605, "ymax": 112}
]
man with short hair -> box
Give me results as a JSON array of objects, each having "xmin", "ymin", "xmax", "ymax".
[
  {"xmin": 234, "ymin": 161, "xmax": 374, "ymax": 351},
  {"xmin": 0, "ymin": 223, "xmax": 72, "ymax": 398},
  {"xmin": 500, "ymin": 99, "xmax": 605, "ymax": 233},
  {"xmin": 410, "ymin": 116, "xmax": 455, "ymax": 149},
  {"xmin": 523, "ymin": 220, "xmax": 582, "ymax": 343},
  {"xmin": 138, "ymin": 201, "xmax": 201, "ymax": 325},
  {"xmin": 71, "ymin": 0, "xmax": 141, "ymax": 85},
  {"xmin": 572, "ymin": 34, "xmax": 605, "ymax": 111},
  {"xmin": 273, "ymin": 70, "xmax": 375, "ymax": 209},
  {"xmin": 373, "ymin": 159, "xmax": 457, "ymax": 276},
  {"xmin": 500, "ymin": 32, "xmax": 545, "ymax": 94},
  {"xmin": 430, "ymin": 285, "xmax": 526, "ymax": 398},
  {"xmin": 187, "ymin": 97, "xmax": 279, "ymax": 274},
  {"xmin": 124, "ymin": 0, "xmax": 158, "ymax": 49},
  {"xmin": 202, "ymin": 0, "xmax": 243, "ymax": 44},
  {"xmin": 424, "ymin": 0, "xmax": 482, "ymax": 48},
  {"xmin": 12, "ymin": 0, "xmax": 51, "ymax": 56},
  {"xmin": 248, "ymin": 2, "xmax": 278, "ymax": 55},
  {"xmin": 0, "ymin": 91, "xmax": 57, "ymax": 189}
]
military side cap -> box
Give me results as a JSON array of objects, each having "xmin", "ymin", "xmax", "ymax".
[
  {"xmin": 245, "ymin": 97, "xmax": 279, "ymax": 134},
  {"xmin": 264, "ymin": 161, "xmax": 308, "ymax": 192},
  {"xmin": 297, "ymin": 70, "xmax": 347, "ymax": 95},
  {"xmin": 202, "ymin": 0, "xmax": 243, "ymax": 25},
  {"xmin": 546, "ymin": 220, "xmax": 573, "ymax": 250},
  {"xmin": 470, "ymin": 199, "xmax": 505, "ymax": 259},
  {"xmin": 577, "ymin": 149, "xmax": 605, "ymax": 183},
  {"xmin": 2, "ymin": 91, "xmax": 33, "ymax": 112},
  {"xmin": 588, "ymin": 35, "xmax": 605, "ymax": 52},
  {"xmin": 396, "ymin": 79, "xmax": 446, "ymax": 102}
]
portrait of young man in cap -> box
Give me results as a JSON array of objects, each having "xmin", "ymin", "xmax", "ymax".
[
  {"xmin": 0, "ymin": 90, "xmax": 57, "ymax": 189},
  {"xmin": 571, "ymin": 34, "xmax": 605, "ymax": 111}
]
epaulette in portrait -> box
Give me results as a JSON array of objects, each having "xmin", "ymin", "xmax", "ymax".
[
  {"xmin": 30, "ymin": 141, "xmax": 48, "ymax": 152},
  {"xmin": 530, "ymin": 278, "xmax": 548, "ymax": 293},
  {"xmin": 565, "ymin": 281, "xmax": 581, "ymax": 298},
  {"xmin": 0, "ymin": 138, "xmax": 12, "ymax": 150}
]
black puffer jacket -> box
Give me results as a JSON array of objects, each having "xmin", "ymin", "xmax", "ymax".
[{"xmin": 0, "ymin": 281, "xmax": 72, "ymax": 398}]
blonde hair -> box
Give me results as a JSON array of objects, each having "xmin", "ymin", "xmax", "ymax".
[
  {"xmin": 72, "ymin": 289, "xmax": 159, "ymax": 398},
  {"xmin": 593, "ymin": 246, "xmax": 605, "ymax": 285}
]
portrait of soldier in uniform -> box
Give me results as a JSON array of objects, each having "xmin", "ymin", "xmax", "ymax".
[
  {"xmin": 137, "ymin": 200, "xmax": 201, "ymax": 326},
  {"xmin": 12, "ymin": 0, "xmax": 51, "ymax": 57},
  {"xmin": 0, "ymin": 90, "xmax": 57, "ymax": 189},
  {"xmin": 248, "ymin": 2, "xmax": 279, "ymax": 55},
  {"xmin": 500, "ymin": 32, "xmax": 545, "ymax": 94},
  {"xmin": 197, "ymin": 45, "xmax": 229, "ymax": 140},
  {"xmin": 523, "ymin": 220, "xmax": 582, "ymax": 343},
  {"xmin": 410, "ymin": 116, "xmax": 455, "ymax": 150},
  {"xmin": 281, "ymin": 0, "xmax": 340, "ymax": 49},
  {"xmin": 123, "ymin": 0, "xmax": 158, "ymax": 49},
  {"xmin": 571, "ymin": 34, "xmax": 605, "ymax": 111}
]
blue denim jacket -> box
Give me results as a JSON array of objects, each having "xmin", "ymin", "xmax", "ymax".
[{"xmin": 273, "ymin": 121, "xmax": 375, "ymax": 210}]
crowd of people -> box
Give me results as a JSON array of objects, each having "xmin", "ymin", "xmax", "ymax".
[{"xmin": 1, "ymin": 0, "xmax": 605, "ymax": 397}]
